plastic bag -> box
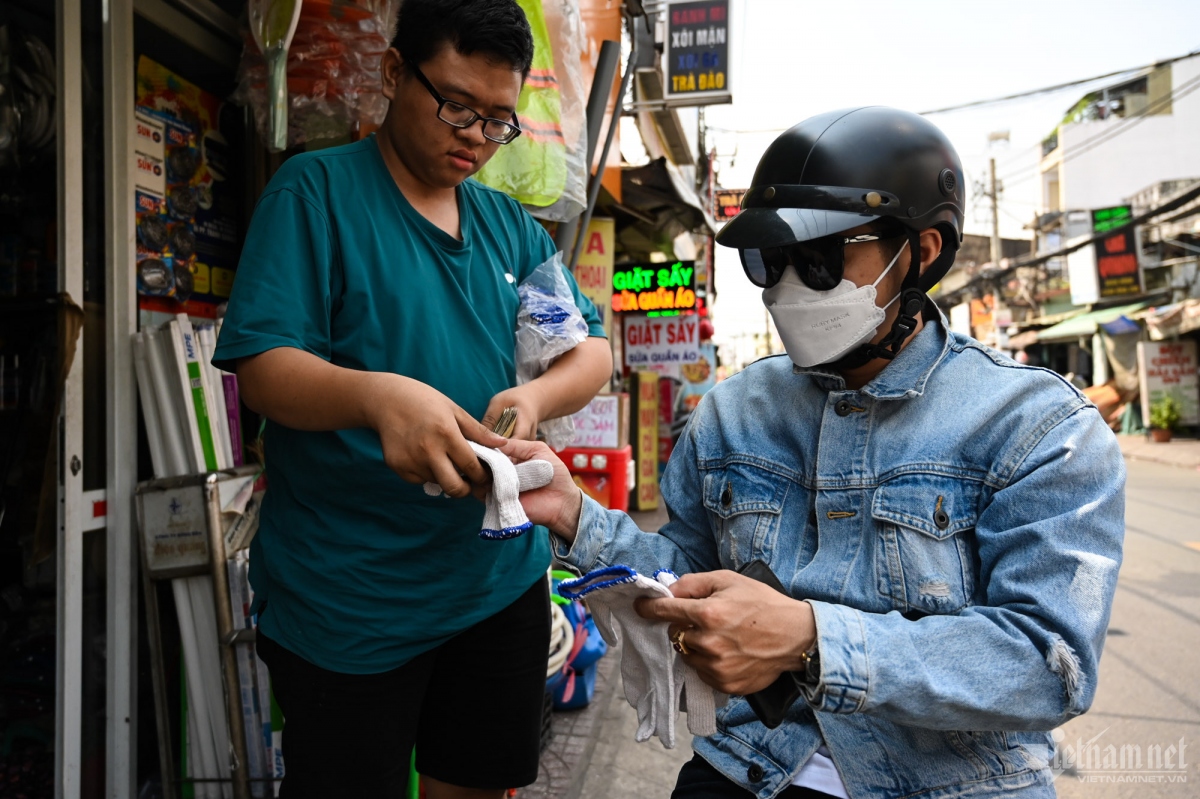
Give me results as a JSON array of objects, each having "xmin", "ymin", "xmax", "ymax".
[
  {"xmin": 515, "ymin": 252, "xmax": 589, "ymax": 449},
  {"xmin": 533, "ymin": 0, "xmax": 588, "ymax": 221},
  {"xmin": 233, "ymin": 0, "xmax": 397, "ymax": 150},
  {"xmin": 474, "ymin": 0, "xmax": 587, "ymax": 222}
]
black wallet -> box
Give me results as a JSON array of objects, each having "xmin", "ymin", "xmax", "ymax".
[{"xmin": 737, "ymin": 560, "xmax": 802, "ymax": 729}]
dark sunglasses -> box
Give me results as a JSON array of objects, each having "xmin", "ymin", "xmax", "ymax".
[
  {"xmin": 409, "ymin": 63, "xmax": 522, "ymax": 144},
  {"xmin": 739, "ymin": 230, "xmax": 904, "ymax": 290}
]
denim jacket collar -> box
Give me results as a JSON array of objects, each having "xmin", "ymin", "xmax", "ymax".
[{"xmin": 792, "ymin": 306, "xmax": 952, "ymax": 400}]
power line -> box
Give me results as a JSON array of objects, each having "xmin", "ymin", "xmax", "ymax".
[
  {"xmin": 940, "ymin": 181, "xmax": 1200, "ymax": 302},
  {"xmin": 918, "ymin": 48, "xmax": 1200, "ymax": 115},
  {"xmin": 997, "ymin": 70, "xmax": 1200, "ymax": 189}
]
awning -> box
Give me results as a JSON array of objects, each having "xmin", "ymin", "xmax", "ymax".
[
  {"xmin": 1139, "ymin": 298, "xmax": 1200, "ymax": 340},
  {"xmin": 1007, "ymin": 330, "xmax": 1041, "ymax": 350},
  {"xmin": 607, "ymin": 157, "xmax": 717, "ymax": 258},
  {"xmin": 1036, "ymin": 301, "xmax": 1152, "ymax": 342}
]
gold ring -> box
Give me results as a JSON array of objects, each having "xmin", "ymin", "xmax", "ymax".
[{"xmin": 670, "ymin": 628, "xmax": 690, "ymax": 656}]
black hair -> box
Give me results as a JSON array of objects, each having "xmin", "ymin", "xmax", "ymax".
[{"xmin": 391, "ymin": 0, "xmax": 534, "ymax": 77}]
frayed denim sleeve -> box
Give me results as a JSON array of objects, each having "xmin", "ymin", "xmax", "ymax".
[
  {"xmin": 801, "ymin": 404, "xmax": 1124, "ymax": 731},
  {"xmin": 552, "ymin": 410, "xmax": 721, "ymax": 577}
]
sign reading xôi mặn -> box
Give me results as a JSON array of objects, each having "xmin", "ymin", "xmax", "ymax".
[{"xmin": 664, "ymin": 0, "xmax": 731, "ymax": 106}]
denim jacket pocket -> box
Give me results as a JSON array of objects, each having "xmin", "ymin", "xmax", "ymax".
[
  {"xmin": 702, "ymin": 463, "xmax": 787, "ymax": 570},
  {"xmin": 872, "ymin": 474, "xmax": 981, "ymax": 615}
]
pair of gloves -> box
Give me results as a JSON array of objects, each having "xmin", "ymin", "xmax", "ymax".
[
  {"xmin": 558, "ymin": 565, "xmax": 726, "ymax": 748},
  {"xmin": 423, "ymin": 441, "xmax": 555, "ymax": 540}
]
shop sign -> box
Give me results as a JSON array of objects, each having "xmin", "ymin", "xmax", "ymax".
[
  {"xmin": 714, "ymin": 188, "xmax": 745, "ymax": 221},
  {"xmin": 664, "ymin": 0, "xmax": 732, "ymax": 107},
  {"xmin": 633, "ymin": 371, "xmax": 660, "ymax": 510},
  {"xmin": 969, "ymin": 294, "xmax": 994, "ymax": 331},
  {"xmin": 573, "ymin": 218, "xmax": 615, "ymax": 338},
  {"xmin": 1137, "ymin": 340, "xmax": 1199, "ymax": 427},
  {"xmin": 570, "ymin": 393, "xmax": 629, "ymax": 449},
  {"xmin": 1091, "ymin": 205, "xmax": 1143, "ymax": 298},
  {"xmin": 624, "ymin": 316, "xmax": 702, "ymax": 371},
  {"xmin": 1067, "ymin": 243, "xmax": 1100, "ymax": 305},
  {"xmin": 679, "ymin": 342, "xmax": 717, "ymax": 411},
  {"xmin": 612, "ymin": 260, "xmax": 697, "ymax": 314}
]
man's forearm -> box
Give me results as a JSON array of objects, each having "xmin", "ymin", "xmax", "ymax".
[
  {"xmin": 237, "ymin": 346, "xmax": 392, "ymax": 431},
  {"xmin": 529, "ymin": 336, "xmax": 613, "ymax": 420}
]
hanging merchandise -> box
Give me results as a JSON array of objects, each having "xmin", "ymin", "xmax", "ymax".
[
  {"xmin": 0, "ymin": 26, "xmax": 57, "ymax": 172},
  {"xmin": 235, "ymin": 0, "xmax": 398, "ymax": 151},
  {"xmin": 135, "ymin": 58, "xmax": 241, "ymax": 320},
  {"xmin": 475, "ymin": 0, "xmax": 587, "ymax": 220},
  {"xmin": 248, "ymin": 0, "xmax": 304, "ymax": 152}
]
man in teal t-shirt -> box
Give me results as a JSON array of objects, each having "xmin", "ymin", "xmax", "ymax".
[{"xmin": 212, "ymin": 2, "xmax": 610, "ymax": 796}]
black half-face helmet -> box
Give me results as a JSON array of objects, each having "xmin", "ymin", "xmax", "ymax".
[{"xmin": 716, "ymin": 106, "xmax": 966, "ymax": 293}]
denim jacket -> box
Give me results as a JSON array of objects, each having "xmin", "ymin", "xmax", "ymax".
[{"xmin": 554, "ymin": 314, "xmax": 1125, "ymax": 799}]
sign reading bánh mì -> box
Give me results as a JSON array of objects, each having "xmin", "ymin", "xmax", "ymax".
[{"xmin": 664, "ymin": 0, "xmax": 731, "ymax": 106}]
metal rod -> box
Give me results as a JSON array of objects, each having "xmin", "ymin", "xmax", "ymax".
[
  {"xmin": 569, "ymin": 22, "xmax": 640, "ymax": 271},
  {"xmin": 555, "ymin": 40, "xmax": 623, "ymax": 258},
  {"xmin": 205, "ymin": 476, "xmax": 252, "ymax": 799},
  {"xmin": 584, "ymin": 40, "xmax": 623, "ymax": 169},
  {"xmin": 142, "ymin": 556, "xmax": 181, "ymax": 799},
  {"xmin": 55, "ymin": 0, "xmax": 85, "ymax": 795},
  {"xmin": 104, "ymin": 0, "xmax": 140, "ymax": 794}
]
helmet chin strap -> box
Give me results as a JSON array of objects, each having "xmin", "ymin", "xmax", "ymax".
[{"xmin": 828, "ymin": 228, "xmax": 927, "ymax": 371}]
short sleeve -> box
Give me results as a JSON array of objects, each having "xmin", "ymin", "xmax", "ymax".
[
  {"xmin": 520, "ymin": 211, "xmax": 607, "ymax": 339},
  {"xmin": 213, "ymin": 188, "xmax": 338, "ymax": 372}
]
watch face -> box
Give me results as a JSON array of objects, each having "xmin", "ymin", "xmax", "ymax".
[{"xmin": 804, "ymin": 648, "xmax": 821, "ymax": 685}]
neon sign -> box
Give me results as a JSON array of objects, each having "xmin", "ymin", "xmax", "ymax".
[{"xmin": 611, "ymin": 260, "xmax": 697, "ymax": 314}]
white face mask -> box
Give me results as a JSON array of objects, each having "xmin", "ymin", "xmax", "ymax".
[{"xmin": 762, "ymin": 242, "xmax": 906, "ymax": 368}]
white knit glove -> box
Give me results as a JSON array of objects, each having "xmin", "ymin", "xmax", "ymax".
[
  {"xmin": 656, "ymin": 571, "xmax": 724, "ymax": 738},
  {"xmin": 558, "ymin": 566, "xmax": 724, "ymax": 748},
  {"xmin": 423, "ymin": 442, "xmax": 555, "ymax": 539}
]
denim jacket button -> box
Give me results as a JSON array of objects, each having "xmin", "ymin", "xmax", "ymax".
[
  {"xmin": 834, "ymin": 400, "xmax": 852, "ymax": 416},
  {"xmin": 747, "ymin": 763, "xmax": 765, "ymax": 782}
]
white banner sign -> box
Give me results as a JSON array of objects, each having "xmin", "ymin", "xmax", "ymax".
[
  {"xmin": 571, "ymin": 394, "xmax": 623, "ymax": 449},
  {"xmin": 1137, "ymin": 340, "xmax": 1199, "ymax": 427},
  {"xmin": 624, "ymin": 316, "xmax": 701, "ymax": 371}
]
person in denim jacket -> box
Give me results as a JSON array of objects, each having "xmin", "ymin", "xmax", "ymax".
[{"xmin": 504, "ymin": 107, "xmax": 1124, "ymax": 799}]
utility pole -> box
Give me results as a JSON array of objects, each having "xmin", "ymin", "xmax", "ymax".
[{"xmin": 989, "ymin": 157, "xmax": 1001, "ymax": 267}]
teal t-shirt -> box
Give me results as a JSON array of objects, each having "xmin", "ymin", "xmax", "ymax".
[{"xmin": 213, "ymin": 136, "xmax": 605, "ymax": 674}]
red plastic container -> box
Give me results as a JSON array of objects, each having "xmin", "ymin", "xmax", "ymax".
[{"xmin": 558, "ymin": 445, "xmax": 634, "ymax": 512}]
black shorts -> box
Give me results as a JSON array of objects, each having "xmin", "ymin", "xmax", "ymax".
[
  {"xmin": 257, "ymin": 577, "xmax": 551, "ymax": 797},
  {"xmin": 673, "ymin": 755, "xmax": 840, "ymax": 798}
]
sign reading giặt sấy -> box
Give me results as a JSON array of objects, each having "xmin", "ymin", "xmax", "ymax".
[{"xmin": 611, "ymin": 260, "xmax": 697, "ymax": 315}]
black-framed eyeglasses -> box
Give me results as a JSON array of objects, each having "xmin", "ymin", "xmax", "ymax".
[
  {"xmin": 409, "ymin": 64, "xmax": 522, "ymax": 145},
  {"xmin": 740, "ymin": 230, "xmax": 904, "ymax": 290}
]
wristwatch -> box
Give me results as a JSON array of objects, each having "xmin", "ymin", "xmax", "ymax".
[{"xmin": 796, "ymin": 643, "xmax": 821, "ymax": 686}]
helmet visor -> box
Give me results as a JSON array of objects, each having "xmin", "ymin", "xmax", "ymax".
[{"xmin": 716, "ymin": 206, "xmax": 877, "ymax": 250}]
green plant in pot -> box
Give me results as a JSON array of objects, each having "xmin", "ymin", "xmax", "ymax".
[{"xmin": 1148, "ymin": 395, "xmax": 1182, "ymax": 442}]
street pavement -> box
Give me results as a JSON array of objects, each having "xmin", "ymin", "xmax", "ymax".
[
  {"xmin": 1055, "ymin": 458, "xmax": 1200, "ymax": 797},
  {"xmin": 531, "ymin": 455, "xmax": 1199, "ymax": 798}
]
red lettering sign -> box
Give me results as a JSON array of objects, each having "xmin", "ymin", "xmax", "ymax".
[
  {"xmin": 673, "ymin": 8, "xmax": 708, "ymax": 24},
  {"xmin": 1097, "ymin": 253, "xmax": 1137, "ymax": 279}
]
